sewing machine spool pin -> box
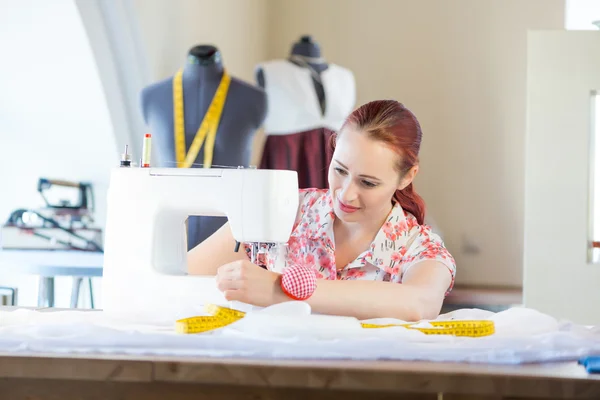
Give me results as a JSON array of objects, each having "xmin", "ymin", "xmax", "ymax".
[{"xmin": 120, "ymin": 145, "xmax": 131, "ymax": 168}]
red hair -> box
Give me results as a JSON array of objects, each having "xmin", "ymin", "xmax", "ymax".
[{"xmin": 333, "ymin": 100, "xmax": 426, "ymax": 225}]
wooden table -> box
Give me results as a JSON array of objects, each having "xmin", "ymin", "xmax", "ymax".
[{"xmin": 0, "ymin": 351, "xmax": 599, "ymax": 399}]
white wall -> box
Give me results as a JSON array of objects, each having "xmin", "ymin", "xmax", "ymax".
[
  {"xmin": 266, "ymin": 0, "xmax": 565, "ymax": 287},
  {"xmin": 132, "ymin": 0, "xmax": 269, "ymax": 83},
  {"xmin": 523, "ymin": 31, "xmax": 600, "ymax": 325},
  {"xmin": 0, "ymin": 0, "xmax": 117, "ymax": 307}
]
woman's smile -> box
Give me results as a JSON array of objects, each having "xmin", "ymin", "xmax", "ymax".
[{"xmin": 337, "ymin": 198, "xmax": 360, "ymax": 213}]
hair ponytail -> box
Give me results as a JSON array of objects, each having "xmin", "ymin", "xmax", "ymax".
[{"xmin": 393, "ymin": 183, "xmax": 426, "ymax": 225}]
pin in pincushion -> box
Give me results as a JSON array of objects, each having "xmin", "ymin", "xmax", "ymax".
[{"xmin": 280, "ymin": 264, "xmax": 317, "ymax": 300}]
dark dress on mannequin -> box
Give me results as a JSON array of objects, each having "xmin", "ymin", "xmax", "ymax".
[
  {"xmin": 255, "ymin": 36, "xmax": 356, "ymax": 189},
  {"xmin": 141, "ymin": 45, "xmax": 267, "ymax": 250}
]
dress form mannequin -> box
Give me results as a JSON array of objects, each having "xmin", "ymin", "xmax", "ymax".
[
  {"xmin": 256, "ymin": 35, "xmax": 328, "ymax": 114},
  {"xmin": 254, "ymin": 36, "xmax": 356, "ymax": 189},
  {"xmin": 140, "ymin": 45, "xmax": 267, "ymax": 249}
]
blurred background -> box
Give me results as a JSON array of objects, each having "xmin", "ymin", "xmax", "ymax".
[{"xmin": 0, "ymin": 0, "xmax": 599, "ymax": 323}]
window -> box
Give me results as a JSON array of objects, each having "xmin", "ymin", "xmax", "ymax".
[{"xmin": 565, "ymin": 0, "xmax": 600, "ymax": 30}]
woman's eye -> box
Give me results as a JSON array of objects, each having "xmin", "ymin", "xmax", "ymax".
[
  {"xmin": 362, "ymin": 180, "xmax": 377, "ymax": 188},
  {"xmin": 335, "ymin": 168, "xmax": 347, "ymax": 175}
]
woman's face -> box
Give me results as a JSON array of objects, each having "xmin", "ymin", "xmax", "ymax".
[{"xmin": 328, "ymin": 125, "xmax": 416, "ymax": 224}]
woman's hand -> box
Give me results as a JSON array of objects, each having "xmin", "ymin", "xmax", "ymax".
[{"xmin": 216, "ymin": 259, "xmax": 287, "ymax": 307}]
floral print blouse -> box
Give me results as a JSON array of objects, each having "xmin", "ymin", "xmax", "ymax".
[{"xmin": 244, "ymin": 188, "xmax": 456, "ymax": 294}]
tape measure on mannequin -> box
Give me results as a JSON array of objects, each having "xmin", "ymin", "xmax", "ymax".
[
  {"xmin": 175, "ymin": 304, "xmax": 495, "ymax": 337},
  {"xmin": 173, "ymin": 68, "xmax": 231, "ymax": 169}
]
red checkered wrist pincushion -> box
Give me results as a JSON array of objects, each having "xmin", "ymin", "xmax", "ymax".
[{"xmin": 280, "ymin": 265, "xmax": 317, "ymax": 300}]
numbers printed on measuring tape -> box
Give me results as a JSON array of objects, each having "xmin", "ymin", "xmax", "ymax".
[
  {"xmin": 360, "ymin": 320, "xmax": 495, "ymax": 337},
  {"xmin": 175, "ymin": 304, "xmax": 245, "ymax": 334},
  {"xmin": 175, "ymin": 304, "xmax": 496, "ymax": 337}
]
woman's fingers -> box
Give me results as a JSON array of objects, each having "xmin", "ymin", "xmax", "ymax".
[
  {"xmin": 217, "ymin": 261, "xmax": 245, "ymax": 280},
  {"xmin": 217, "ymin": 276, "xmax": 244, "ymax": 291},
  {"xmin": 216, "ymin": 260, "xmax": 252, "ymax": 300},
  {"xmin": 224, "ymin": 289, "xmax": 245, "ymax": 302}
]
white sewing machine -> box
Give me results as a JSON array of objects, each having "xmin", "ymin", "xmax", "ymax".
[{"xmin": 101, "ymin": 167, "xmax": 299, "ymax": 325}]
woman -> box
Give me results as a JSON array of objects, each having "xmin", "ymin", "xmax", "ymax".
[{"xmin": 188, "ymin": 100, "xmax": 456, "ymax": 322}]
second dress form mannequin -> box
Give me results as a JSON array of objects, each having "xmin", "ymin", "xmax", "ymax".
[
  {"xmin": 141, "ymin": 45, "xmax": 267, "ymax": 250},
  {"xmin": 255, "ymin": 36, "xmax": 356, "ymax": 189}
]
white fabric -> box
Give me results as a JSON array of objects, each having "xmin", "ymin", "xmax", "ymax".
[
  {"xmin": 1, "ymin": 304, "xmax": 599, "ymax": 364},
  {"xmin": 257, "ymin": 60, "xmax": 356, "ymax": 135}
]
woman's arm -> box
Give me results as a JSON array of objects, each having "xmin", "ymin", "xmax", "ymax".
[
  {"xmin": 218, "ymin": 259, "xmax": 453, "ymax": 321},
  {"xmin": 305, "ymin": 261, "xmax": 452, "ymax": 321},
  {"xmin": 187, "ymin": 222, "xmax": 248, "ymax": 276}
]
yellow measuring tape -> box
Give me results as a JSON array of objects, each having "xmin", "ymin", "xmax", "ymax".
[
  {"xmin": 175, "ymin": 304, "xmax": 495, "ymax": 337},
  {"xmin": 173, "ymin": 68, "xmax": 231, "ymax": 169},
  {"xmin": 176, "ymin": 304, "xmax": 246, "ymax": 334}
]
